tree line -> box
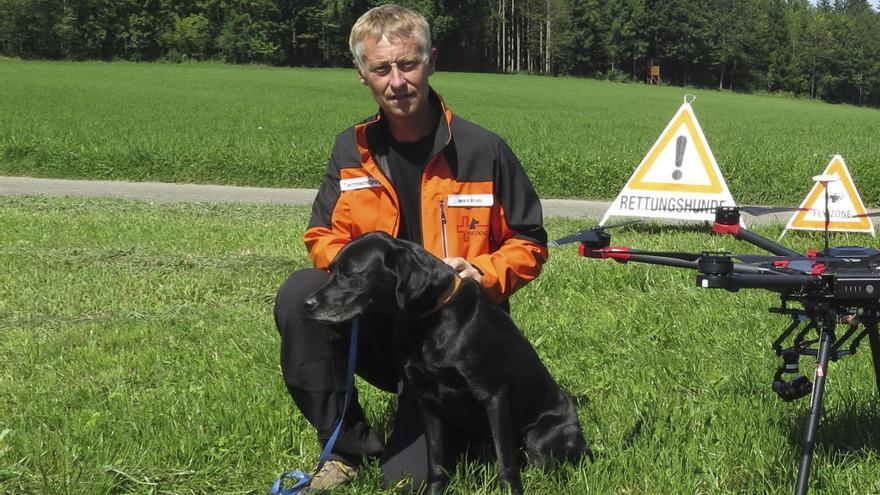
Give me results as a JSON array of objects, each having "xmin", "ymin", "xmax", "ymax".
[{"xmin": 2, "ymin": 0, "xmax": 879, "ymax": 107}]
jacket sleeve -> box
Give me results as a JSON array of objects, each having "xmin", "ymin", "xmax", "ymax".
[
  {"xmin": 302, "ymin": 133, "xmax": 354, "ymax": 269},
  {"xmin": 469, "ymin": 139, "xmax": 548, "ymax": 303}
]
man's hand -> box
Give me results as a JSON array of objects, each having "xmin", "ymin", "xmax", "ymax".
[{"xmin": 443, "ymin": 257, "xmax": 482, "ymax": 284}]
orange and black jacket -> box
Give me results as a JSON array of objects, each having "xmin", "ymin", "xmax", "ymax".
[{"xmin": 304, "ymin": 91, "xmax": 548, "ymax": 303}]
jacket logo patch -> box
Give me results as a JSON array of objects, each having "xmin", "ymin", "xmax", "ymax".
[
  {"xmin": 340, "ymin": 177, "xmax": 382, "ymax": 191},
  {"xmin": 456, "ymin": 216, "xmax": 489, "ymax": 239},
  {"xmin": 447, "ymin": 194, "xmax": 494, "ymax": 207}
]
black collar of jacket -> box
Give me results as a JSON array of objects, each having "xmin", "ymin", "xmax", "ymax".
[{"xmin": 364, "ymin": 88, "xmax": 453, "ymax": 180}]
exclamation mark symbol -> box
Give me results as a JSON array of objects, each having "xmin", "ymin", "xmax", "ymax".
[{"xmin": 673, "ymin": 136, "xmax": 686, "ymax": 181}]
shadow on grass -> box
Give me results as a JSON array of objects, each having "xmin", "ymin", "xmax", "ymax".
[
  {"xmin": 782, "ymin": 398, "xmax": 880, "ymax": 458},
  {"xmin": 735, "ymin": 397, "xmax": 880, "ymax": 493}
]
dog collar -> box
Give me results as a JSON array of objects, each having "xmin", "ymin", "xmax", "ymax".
[{"xmin": 420, "ymin": 274, "xmax": 463, "ymax": 317}]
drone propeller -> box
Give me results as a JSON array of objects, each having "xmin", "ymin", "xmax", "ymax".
[
  {"xmin": 688, "ymin": 205, "xmax": 808, "ymax": 216},
  {"xmin": 549, "ymin": 219, "xmax": 641, "ymax": 247},
  {"xmin": 739, "ymin": 206, "xmax": 810, "ymax": 216},
  {"xmin": 852, "ymin": 211, "xmax": 880, "ymax": 219}
]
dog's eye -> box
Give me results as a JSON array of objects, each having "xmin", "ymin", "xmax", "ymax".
[{"xmin": 334, "ymin": 265, "xmax": 354, "ymax": 277}]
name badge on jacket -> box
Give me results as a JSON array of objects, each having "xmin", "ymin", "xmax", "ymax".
[
  {"xmin": 340, "ymin": 177, "xmax": 382, "ymax": 191},
  {"xmin": 447, "ymin": 194, "xmax": 494, "ymax": 207}
]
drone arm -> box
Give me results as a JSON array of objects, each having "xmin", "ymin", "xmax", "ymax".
[
  {"xmin": 580, "ymin": 245, "xmax": 696, "ymax": 267},
  {"xmin": 731, "ymin": 263, "xmax": 777, "ymax": 275},
  {"xmin": 581, "ymin": 246, "xmax": 775, "ymax": 275},
  {"xmin": 698, "ymin": 273, "xmax": 822, "ymax": 292},
  {"xmin": 622, "ymin": 253, "xmax": 698, "ymax": 270},
  {"xmin": 626, "ymin": 254, "xmax": 770, "ymax": 275},
  {"xmin": 713, "ymin": 223, "xmax": 801, "ymax": 258}
]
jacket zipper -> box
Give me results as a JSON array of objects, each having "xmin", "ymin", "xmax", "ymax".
[{"xmin": 439, "ymin": 200, "xmax": 448, "ymax": 258}]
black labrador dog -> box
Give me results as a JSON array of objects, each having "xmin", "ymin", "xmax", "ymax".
[{"xmin": 304, "ymin": 231, "xmax": 590, "ymax": 494}]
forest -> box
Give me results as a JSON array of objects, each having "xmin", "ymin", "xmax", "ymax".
[{"xmin": 2, "ymin": 0, "xmax": 880, "ymax": 107}]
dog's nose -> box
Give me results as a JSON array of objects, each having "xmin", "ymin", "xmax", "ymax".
[{"xmin": 303, "ymin": 297, "xmax": 318, "ymax": 313}]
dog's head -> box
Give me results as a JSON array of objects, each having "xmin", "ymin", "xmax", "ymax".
[{"xmin": 304, "ymin": 232, "xmax": 458, "ymax": 323}]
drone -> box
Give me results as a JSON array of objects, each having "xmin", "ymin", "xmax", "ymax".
[{"xmin": 552, "ymin": 205, "xmax": 880, "ymax": 495}]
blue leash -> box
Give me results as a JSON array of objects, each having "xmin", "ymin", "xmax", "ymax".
[{"xmin": 271, "ymin": 319, "xmax": 360, "ymax": 495}]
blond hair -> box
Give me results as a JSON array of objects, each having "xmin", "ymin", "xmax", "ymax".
[{"xmin": 349, "ymin": 4, "xmax": 431, "ymax": 69}]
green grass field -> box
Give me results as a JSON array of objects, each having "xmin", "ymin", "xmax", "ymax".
[
  {"xmin": 3, "ymin": 196, "xmax": 880, "ymax": 494},
  {"xmin": 2, "ymin": 59, "xmax": 880, "ymax": 205}
]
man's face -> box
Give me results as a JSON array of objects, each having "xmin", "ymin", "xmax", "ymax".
[{"xmin": 357, "ymin": 35, "xmax": 436, "ymax": 122}]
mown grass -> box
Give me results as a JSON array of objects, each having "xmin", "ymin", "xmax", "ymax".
[
  {"xmin": 3, "ymin": 196, "xmax": 880, "ymax": 494},
  {"xmin": 2, "ymin": 59, "xmax": 880, "ymax": 205}
]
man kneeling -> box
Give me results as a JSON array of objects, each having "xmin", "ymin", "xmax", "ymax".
[{"xmin": 274, "ymin": 4, "xmax": 549, "ymax": 491}]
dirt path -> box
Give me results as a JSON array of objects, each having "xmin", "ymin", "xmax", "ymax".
[{"xmin": 0, "ymin": 175, "xmax": 812, "ymax": 224}]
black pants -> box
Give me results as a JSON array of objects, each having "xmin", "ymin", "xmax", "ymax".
[{"xmin": 274, "ymin": 268, "xmax": 436, "ymax": 490}]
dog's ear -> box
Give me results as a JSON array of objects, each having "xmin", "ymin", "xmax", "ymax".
[{"xmin": 394, "ymin": 245, "xmax": 451, "ymax": 314}]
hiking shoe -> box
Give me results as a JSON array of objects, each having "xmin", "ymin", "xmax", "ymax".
[{"xmin": 307, "ymin": 459, "xmax": 357, "ymax": 492}]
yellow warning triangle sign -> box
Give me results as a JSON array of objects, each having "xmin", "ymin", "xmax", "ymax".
[
  {"xmin": 784, "ymin": 155, "xmax": 874, "ymax": 235},
  {"xmin": 600, "ymin": 97, "xmax": 737, "ymax": 225},
  {"xmin": 627, "ymin": 103, "xmax": 724, "ymax": 194}
]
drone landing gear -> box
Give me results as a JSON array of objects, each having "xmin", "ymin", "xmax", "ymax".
[
  {"xmin": 867, "ymin": 322, "xmax": 880, "ymax": 396},
  {"xmin": 771, "ymin": 307, "xmax": 880, "ymax": 495},
  {"xmin": 794, "ymin": 324, "xmax": 832, "ymax": 495}
]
